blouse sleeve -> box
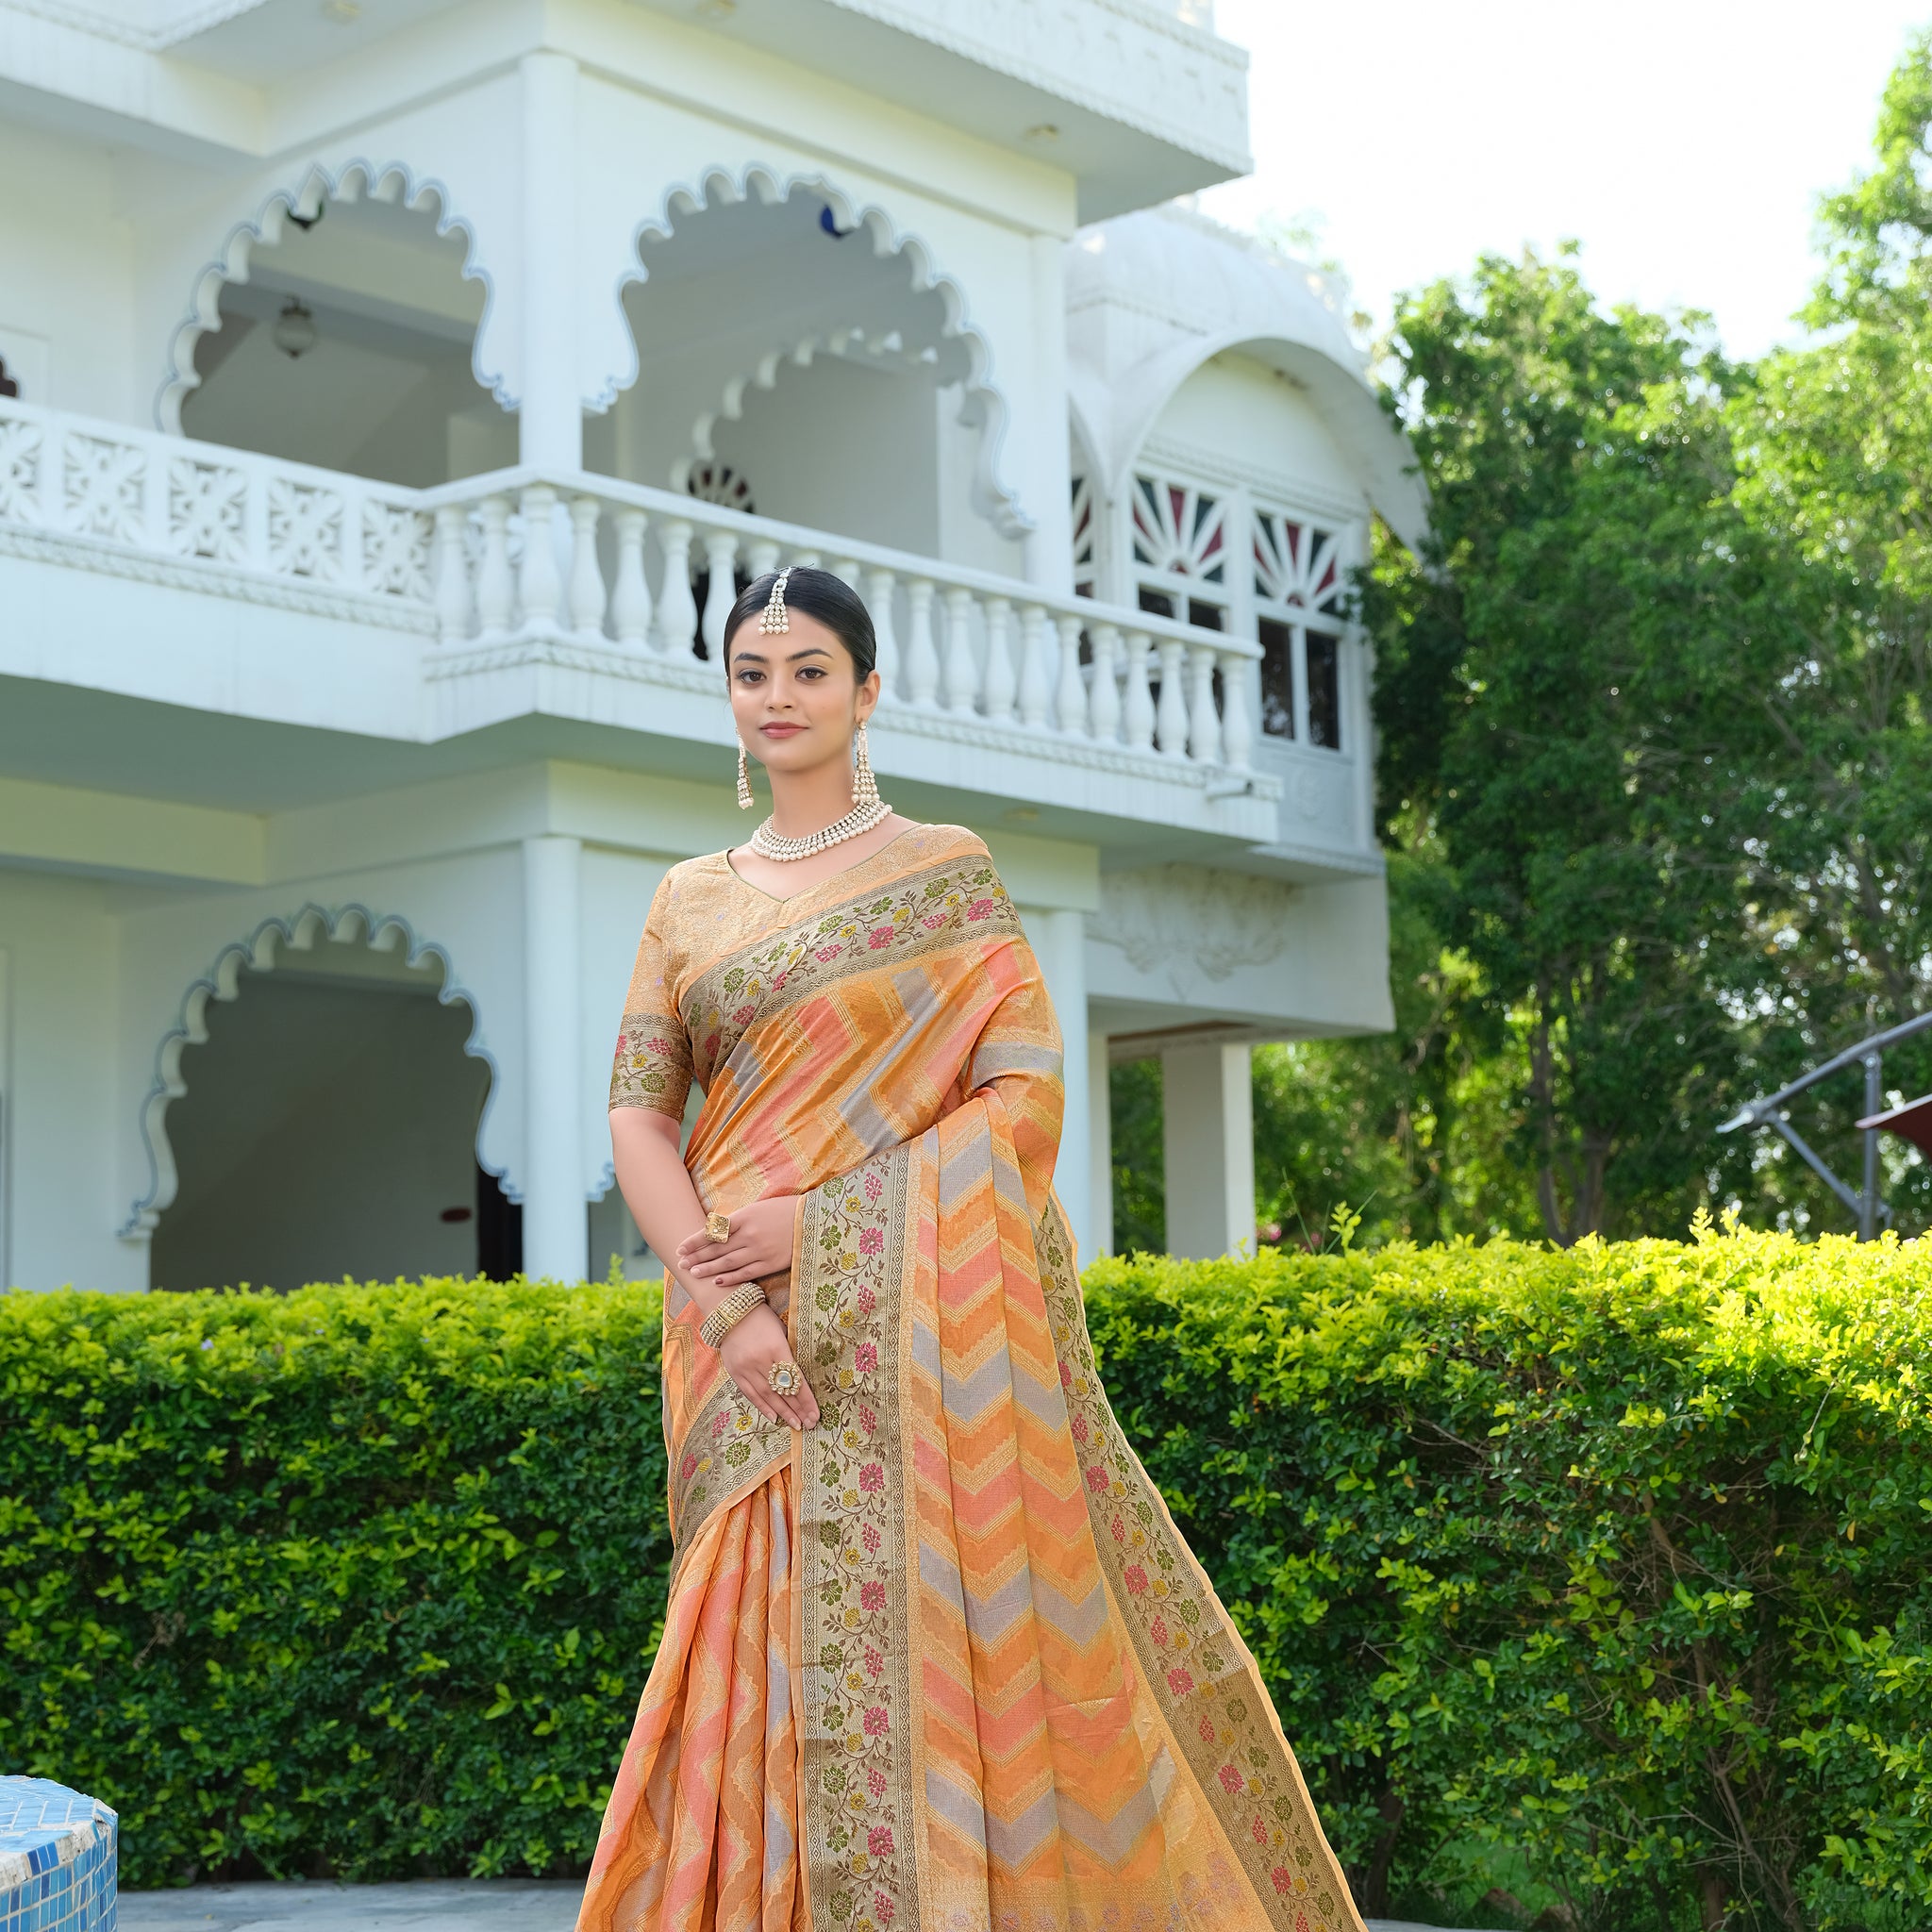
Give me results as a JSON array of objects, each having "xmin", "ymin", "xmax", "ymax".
[{"xmin": 608, "ymin": 877, "xmax": 694, "ymax": 1119}]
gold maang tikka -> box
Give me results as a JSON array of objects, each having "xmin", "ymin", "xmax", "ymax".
[
  {"xmin": 759, "ymin": 567, "xmax": 792, "ymax": 633},
  {"xmin": 735, "ymin": 568, "xmax": 792, "ymax": 803}
]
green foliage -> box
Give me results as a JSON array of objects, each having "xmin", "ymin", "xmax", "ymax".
[
  {"xmin": 1109, "ymin": 1057, "xmax": 1167, "ymax": 1255},
  {"xmin": 7, "ymin": 1241, "xmax": 1929, "ymax": 1932},
  {"xmin": 0, "ymin": 1275, "xmax": 673, "ymax": 1886},
  {"xmin": 1351, "ymin": 33, "xmax": 1932, "ymax": 1247},
  {"xmin": 1717, "ymin": 28, "xmax": 1932, "ymax": 1234},
  {"xmin": 1083, "ymin": 1229, "xmax": 1932, "ymax": 1930},
  {"xmin": 1248, "ymin": 847, "xmax": 1542, "ymax": 1251},
  {"xmin": 1366, "ymin": 247, "xmax": 1809, "ymax": 1246}
]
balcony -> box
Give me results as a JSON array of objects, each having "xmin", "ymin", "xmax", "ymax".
[{"xmin": 0, "ymin": 398, "xmax": 1375, "ymax": 870}]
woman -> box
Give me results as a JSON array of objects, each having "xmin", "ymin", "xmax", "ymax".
[{"xmin": 576, "ymin": 568, "xmax": 1364, "ymax": 1932}]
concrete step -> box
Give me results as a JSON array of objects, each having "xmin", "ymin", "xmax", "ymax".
[{"xmin": 118, "ymin": 1881, "xmax": 1504, "ymax": 1932}]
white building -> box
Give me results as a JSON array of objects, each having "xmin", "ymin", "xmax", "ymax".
[{"xmin": 0, "ymin": 0, "xmax": 1424, "ymax": 1294}]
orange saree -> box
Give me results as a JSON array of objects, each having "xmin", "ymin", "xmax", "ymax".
[{"xmin": 577, "ymin": 824, "xmax": 1364, "ymax": 1932}]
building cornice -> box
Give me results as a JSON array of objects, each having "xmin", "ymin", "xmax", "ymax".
[{"xmin": 818, "ymin": 0, "xmax": 1249, "ymax": 172}]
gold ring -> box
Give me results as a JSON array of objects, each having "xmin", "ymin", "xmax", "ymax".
[
  {"xmin": 767, "ymin": 1359, "xmax": 804, "ymax": 1397},
  {"xmin": 706, "ymin": 1210, "xmax": 731, "ymax": 1243}
]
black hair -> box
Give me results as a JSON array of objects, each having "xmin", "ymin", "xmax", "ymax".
[{"xmin": 722, "ymin": 566, "xmax": 877, "ymax": 679}]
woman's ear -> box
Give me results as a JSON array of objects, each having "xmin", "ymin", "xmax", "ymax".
[{"xmin": 856, "ymin": 668, "xmax": 882, "ymax": 724}]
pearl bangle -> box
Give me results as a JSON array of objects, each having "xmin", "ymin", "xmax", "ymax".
[{"xmin": 698, "ymin": 1281, "xmax": 768, "ymax": 1349}]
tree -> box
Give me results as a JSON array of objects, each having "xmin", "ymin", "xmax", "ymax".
[
  {"xmin": 1366, "ymin": 251, "xmax": 1809, "ymax": 1242},
  {"xmin": 1720, "ymin": 29, "xmax": 1932, "ymax": 1233}
]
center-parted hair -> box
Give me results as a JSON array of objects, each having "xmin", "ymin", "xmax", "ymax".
[{"xmin": 722, "ymin": 567, "xmax": 878, "ymax": 679}]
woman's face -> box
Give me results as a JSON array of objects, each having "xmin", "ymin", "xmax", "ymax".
[{"xmin": 726, "ymin": 609, "xmax": 879, "ymax": 779}]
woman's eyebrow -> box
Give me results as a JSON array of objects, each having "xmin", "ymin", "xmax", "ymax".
[{"xmin": 787, "ymin": 645, "xmax": 832, "ymax": 661}]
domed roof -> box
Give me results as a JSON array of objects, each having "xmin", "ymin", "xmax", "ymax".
[{"xmin": 1066, "ymin": 205, "xmax": 1426, "ymax": 550}]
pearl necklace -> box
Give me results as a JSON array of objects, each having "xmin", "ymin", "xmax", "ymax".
[{"xmin": 748, "ymin": 796, "xmax": 892, "ymax": 861}]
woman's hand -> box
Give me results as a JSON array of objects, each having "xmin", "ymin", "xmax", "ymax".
[
  {"xmin": 719, "ymin": 1304, "xmax": 820, "ymax": 1431},
  {"xmin": 678, "ymin": 1195, "xmax": 799, "ymax": 1291}
]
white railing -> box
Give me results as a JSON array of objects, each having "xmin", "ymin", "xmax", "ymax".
[
  {"xmin": 0, "ymin": 397, "xmax": 440, "ymax": 608},
  {"xmin": 417, "ymin": 466, "xmax": 1262, "ymax": 775},
  {"xmin": 0, "ymin": 398, "xmax": 1264, "ymax": 780}
]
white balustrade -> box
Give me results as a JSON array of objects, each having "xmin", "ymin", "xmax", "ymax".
[
  {"xmin": 867, "ymin": 567, "xmax": 899, "ymax": 698},
  {"xmin": 1017, "ymin": 605, "xmax": 1051, "ymax": 729},
  {"xmin": 1055, "ymin": 615, "xmax": 1087, "ymax": 737},
  {"xmin": 433, "ymin": 504, "xmax": 472, "ymax": 642},
  {"xmin": 904, "ymin": 579, "xmax": 940, "ymax": 707},
  {"xmin": 1155, "ymin": 637, "xmax": 1189, "ymax": 757},
  {"xmin": 1122, "ymin": 630, "xmax": 1155, "ymax": 751},
  {"xmin": 0, "ymin": 399, "xmax": 1301, "ymax": 795},
  {"xmin": 941, "ymin": 587, "xmax": 978, "ymax": 713},
  {"xmin": 1187, "ymin": 641, "xmax": 1223, "ymax": 766},
  {"xmin": 982, "ymin": 597, "xmax": 1017, "ymax": 724},
  {"xmin": 610, "ymin": 508, "xmax": 652, "ymax": 648},
  {"xmin": 475, "ymin": 495, "xmax": 514, "ymax": 639},
  {"xmin": 1089, "ymin": 625, "xmax": 1123, "ymax": 743},
  {"xmin": 1219, "ymin": 644, "xmax": 1254, "ymax": 769},
  {"xmin": 700, "ymin": 531, "xmax": 740, "ymax": 658},
  {"xmin": 656, "ymin": 519, "xmax": 698, "ymax": 657},
  {"xmin": 569, "ymin": 496, "xmax": 606, "ymax": 639},
  {"xmin": 516, "ymin": 484, "xmax": 561, "ymax": 631}
]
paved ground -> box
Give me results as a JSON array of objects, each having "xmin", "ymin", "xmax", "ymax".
[
  {"xmin": 116, "ymin": 1882, "xmax": 1498, "ymax": 1932},
  {"xmin": 117, "ymin": 1881, "xmax": 583, "ymax": 1929}
]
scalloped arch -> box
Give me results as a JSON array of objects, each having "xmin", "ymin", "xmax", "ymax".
[
  {"xmin": 1111, "ymin": 327, "xmax": 1429, "ymax": 554},
  {"xmin": 155, "ymin": 158, "xmax": 505, "ymax": 434},
  {"xmin": 670, "ymin": 325, "xmax": 943, "ymax": 493},
  {"xmin": 121, "ymin": 903, "xmax": 505, "ymax": 1241},
  {"xmin": 604, "ymin": 163, "xmax": 1032, "ymax": 540}
]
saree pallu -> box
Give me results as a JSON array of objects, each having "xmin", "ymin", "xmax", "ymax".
[{"xmin": 578, "ymin": 826, "xmax": 1364, "ymax": 1932}]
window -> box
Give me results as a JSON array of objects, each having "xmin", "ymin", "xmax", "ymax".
[
  {"xmin": 1138, "ymin": 587, "xmax": 1224, "ymax": 630},
  {"xmin": 1072, "ymin": 473, "xmax": 1096, "ymax": 597},
  {"xmin": 1258, "ymin": 615, "xmax": 1294, "ymax": 738},
  {"xmin": 1253, "ymin": 504, "xmax": 1347, "ymax": 749},
  {"xmin": 1307, "ymin": 632, "xmax": 1341, "ymax": 747},
  {"xmin": 1130, "ymin": 469, "xmax": 1229, "ymax": 629}
]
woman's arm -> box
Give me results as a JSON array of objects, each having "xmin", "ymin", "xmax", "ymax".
[{"xmin": 610, "ymin": 1108, "xmax": 820, "ymax": 1430}]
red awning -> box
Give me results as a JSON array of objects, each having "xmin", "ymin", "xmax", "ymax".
[{"xmin": 1856, "ymin": 1093, "xmax": 1932, "ymax": 1156}]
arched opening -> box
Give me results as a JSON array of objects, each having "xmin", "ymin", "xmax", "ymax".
[
  {"xmin": 1138, "ymin": 348, "xmax": 1362, "ymax": 757},
  {"xmin": 149, "ymin": 932, "xmax": 511, "ymax": 1291},
  {"xmin": 171, "ymin": 173, "xmax": 511, "ymax": 488},
  {"xmin": 588, "ymin": 175, "xmax": 1026, "ymax": 567}
]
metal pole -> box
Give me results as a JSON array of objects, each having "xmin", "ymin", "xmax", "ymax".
[{"xmin": 1860, "ymin": 1051, "xmax": 1882, "ymax": 1241}]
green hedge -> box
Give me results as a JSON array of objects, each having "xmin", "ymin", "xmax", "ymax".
[
  {"xmin": 3, "ymin": 1229, "xmax": 1929, "ymax": 1930},
  {"xmin": 1085, "ymin": 1228, "xmax": 1932, "ymax": 1931},
  {"xmin": 0, "ymin": 1276, "xmax": 674, "ymax": 1885}
]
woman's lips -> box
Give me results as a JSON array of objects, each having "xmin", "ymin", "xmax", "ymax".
[{"xmin": 759, "ymin": 723, "xmax": 805, "ymax": 738}]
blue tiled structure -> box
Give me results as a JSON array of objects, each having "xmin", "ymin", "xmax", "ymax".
[{"xmin": 0, "ymin": 1779, "xmax": 116, "ymax": 1932}]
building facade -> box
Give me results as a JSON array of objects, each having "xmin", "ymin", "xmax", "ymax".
[{"xmin": 0, "ymin": 0, "xmax": 1424, "ymax": 1293}]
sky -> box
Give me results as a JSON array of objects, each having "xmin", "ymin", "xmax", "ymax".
[{"xmin": 1197, "ymin": 1, "xmax": 1932, "ymax": 361}]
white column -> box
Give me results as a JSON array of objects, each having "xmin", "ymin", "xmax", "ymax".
[
  {"xmin": 1022, "ymin": 233, "xmax": 1074, "ymax": 592},
  {"xmin": 517, "ymin": 52, "xmax": 582, "ymax": 470},
  {"xmin": 1088, "ymin": 1026, "xmax": 1113, "ymax": 1259},
  {"xmin": 1025, "ymin": 906, "xmax": 1091, "ymax": 1261},
  {"xmin": 522, "ymin": 834, "xmax": 585, "ymax": 1279},
  {"xmin": 1160, "ymin": 1041, "xmax": 1255, "ymax": 1260}
]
